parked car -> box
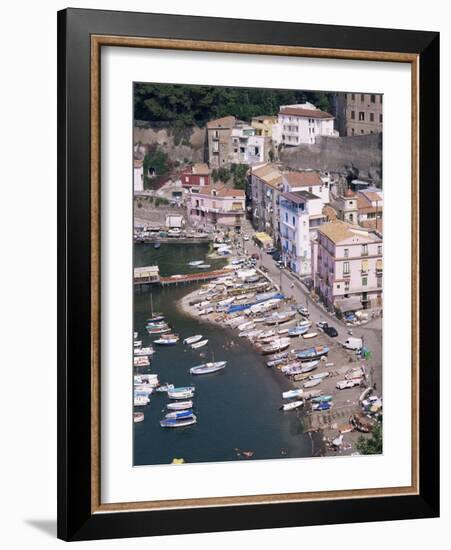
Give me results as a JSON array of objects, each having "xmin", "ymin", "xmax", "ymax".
[
  {"xmin": 266, "ymin": 247, "xmax": 278, "ymax": 254},
  {"xmin": 341, "ymin": 337, "xmax": 363, "ymax": 350},
  {"xmin": 275, "ymin": 260, "xmax": 284, "ymax": 269},
  {"xmin": 298, "ymin": 306, "xmax": 310, "ymax": 317},
  {"xmin": 336, "ymin": 379, "xmax": 362, "ymax": 390},
  {"xmin": 316, "ymin": 320, "xmax": 328, "ymax": 331},
  {"xmin": 324, "ymin": 324, "xmax": 338, "ymax": 337}
]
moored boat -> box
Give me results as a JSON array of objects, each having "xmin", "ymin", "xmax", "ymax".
[
  {"xmin": 190, "ymin": 361, "xmax": 227, "ymax": 375},
  {"xmin": 309, "ymin": 371, "xmax": 330, "ymax": 381},
  {"xmin": 166, "ymin": 400, "xmax": 193, "ymax": 411},
  {"xmin": 303, "ymin": 332, "xmax": 318, "ymax": 339},
  {"xmin": 282, "ymin": 388, "xmax": 304, "ymax": 399},
  {"xmin": 303, "ymin": 379, "xmax": 322, "ymax": 388},
  {"xmin": 265, "ymin": 310, "xmax": 297, "ymax": 325},
  {"xmin": 191, "ymin": 339, "xmax": 208, "ymax": 349},
  {"xmin": 293, "ymin": 346, "xmax": 329, "ymax": 361},
  {"xmin": 133, "ymin": 412, "xmax": 144, "ymax": 423},
  {"xmin": 183, "ymin": 334, "xmax": 203, "ymax": 345},
  {"xmin": 160, "ymin": 415, "xmax": 197, "ymax": 428},
  {"xmin": 134, "ymin": 346, "xmax": 155, "ymax": 356},
  {"xmin": 134, "ymin": 356, "xmax": 150, "ymax": 367},
  {"xmin": 189, "ymin": 260, "xmax": 204, "ymax": 266},
  {"xmin": 259, "ymin": 338, "xmax": 291, "ymax": 355},
  {"xmin": 168, "ymin": 387, "xmax": 195, "ymax": 399},
  {"xmin": 154, "ymin": 335, "xmax": 179, "ymax": 345},
  {"xmin": 164, "ymin": 409, "xmax": 194, "ymax": 420},
  {"xmin": 311, "ymin": 395, "xmax": 333, "ymax": 403}
]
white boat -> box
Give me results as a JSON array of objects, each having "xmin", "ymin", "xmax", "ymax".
[
  {"xmin": 190, "ymin": 361, "xmax": 227, "ymax": 375},
  {"xmin": 134, "ymin": 340, "xmax": 142, "ymax": 348},
  {"xmin": 303, "ymin": 332, "xmax": 318, "ymax": 339},
  {"xmin": 133, "ymin": 412, "xmax": 144, "ymax": 423},
  {"xmin": 155, "ymin": 383, "xmax": 174, "ymax": 392},
  {"xmin": 198, "ymin": 264, "xmax": 211, "ymax": 269},
  {"xmin": 282, "ymin": 388, "xmax": 304, "ymax": 399},
  {"xmin": 154, "ymin": 335, "xmax": 179, "ymax": 345},
  {"xmin": 160, "ymin": 415, "xmax": 198, "ymax": 428},
  {"xmin": 134, "ymin": 331, "xmax": 138, "ymax": 340},
  {"xmin": 191, "ymin": 339, "xmax": 208, "ymax": 349},
  {"xmin": 237, "ymin": 321, "xmax": 255, "ymax": 332},
  {"xmin": 281, "ymin": 400, "xmax": 304, "ymax": 411},
  {"xmin": 189, "ymin": 260, "xmax": 204, "ymax": 266},
  {"xmin": 134, "ymin": 385, "xmax": 154, "ymax": 395},
  {"xmin": 168, "ymin": 387, "xmax": 195, "ymax": 399},
  {"xmin": 309, "ymin": 372, "xmax": 330, "ymax": 381},
  {"xmin": 134, "ymin": 395, "xmax": 149, "ymax": 406},
  {"xmin": 260, "ymin": 338, "xmax": 291, "ymax": 355},
  {"xmin": 134, "ymin": 346, "xmax": 155, "ymax": 356},
  {"xmin": 303, "ymin": 379, "xmax": 322, "ymax": 388},
  {"xmin": 183, "ymin": 334, "xmax": 203, "ymax": 345},
  {"xmin": 265, "ymin": 311, "xmax": 297, "ymax": 325},
  {"xmin": 134, "ymin": 374, "xmax": 159, "ymax": 386},
  {"xmin": 134, "ymin": 356, "xmax": 150, "ymax": 367},
  {"xmin": 198, "ymin": 307, "xmax": 214, "ymax": 316},
  {"xmin": 165, "ymin": 409, "xmax": 194, "ymax": 420},
  {"xmin": 166, "ymin": 400, "xmax": 193, "ymax": 411}
]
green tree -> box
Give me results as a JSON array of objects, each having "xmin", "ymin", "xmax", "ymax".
[
  {"xmin": 356, "ymin": 420, "xmax": 383, "ymax": 455},
  {"xmin": 231, "ymin": 164, "xmax": 249, "ymax": 190}
]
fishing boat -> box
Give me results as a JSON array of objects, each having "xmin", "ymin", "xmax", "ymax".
[
  {"xmin": 300, "ymin": 362, "xmax": 319, "ymax": 373},
  {"xmin": 312, "ymin": 401, "xmax": 333, "ymax": 411},
  {"xmin": 303, "ymin": 332, "xmax": 318, "ymax": 339},
  {"xmin": 166, "ymin": 400, "xmax": 193, "ymax": 411},
  {"xmin": 288, "ymin": 325, "xmax": 310, "ymax": 337},
  {"xmin": 282, "ymin": 389, "xmax": 304, "ymax": 399},
  {"xmin": 160, "ymin": 415, "xmax": 197, "ymax": 428},
  {"xmin": 146, "ymin": 315, "xmax": 165, "ymax": 323},
  {"xmin": 309, "ymin": 372, "xmax": 330, "ymax": 381},
  {"xmin": 134, "ymin": 385, "xmax": 154, "ymax": 395},
  {"xmin": 280, "ymin": 361, "xmax": 302, "ymax": 374},
  {"xmin": 154, "ymin": 335, "xmax": 179, "ymax": 345},
  {"xmin": 298, "ymin": 319, "xmax": 312, "ymax": 328},
  {"xmin": 257, "ymin": 330, "xmax": 275, "ymax": 340},
  {"xmin": 266, "ymin": 357, "xmax": 288, "ymax": 368},
  {"xmin": 155, "ymin": 383, "xmax": 174, "ymax": 392},
  {"xmin": 265, "ymin": 310, "xmax": 297, "ymax": 325},
  {"xmin": 293, "ymin": 346, "xmax": 329, "ymax": 361},
  {"xmin": 134, "ymin": 356, "xmax": 150, "ymax": 367},
  {"xmin": 302, "ymin": 389, "xmax": 323, "ymax": 400},
  {"xmin": 280, "ymin": 400, "xmax": 304, "ymax": 411},
  {"xmin": 198, "ymin": 307, "xmax": 214, "ymax": 316},
  {"xmin": 198, "ymin": 264, "xmax": 211, "ymax": 269},
  {"xmin": 260, "ymin": 338, "xmax": 291, "ymax": 355},
  {"xmin": 183, "ymin": 334, "xmax": 203, "ymax": 345},
  {"xmin": 167, "ymin": 387, "xmax": 195, "ymax": 399},
  {"xmin": 189, "ymin": 260, "xmax": 204, "ymax": 266},
  {"xmin": 237, "ymin": 320, "xmax": 255, "ymax": 332},
  {"xmin": 133, "ymin": 412, "xmax": 144, "ymax": 423},
  {"xmin": 303, "ymin": 379, "xmax": 322, "ymax": 388},
  {"xmin": 190, "ymin": 361, "xmax": 227, "ymax": 375},
  {"xmin": 164, "ymin": 409, "xmax": 194, "ymax": 420},
  {"xmin": 147, "ymin": 325, "xmax": 172, "ymax": 335},
  {"xmin": 134, "ymin": 346, "xmax": 155, "ymax": 356},
  {"xmin": 134, "ymin": 331, "xmax": 138, "ymax": 339},
  {"xmin": 134, "ymin": 374, "xmax": 159, "ymax": 386},
  {"xmin": 191, "ymin": 339, "xmax": 208, "ymax": 349}
]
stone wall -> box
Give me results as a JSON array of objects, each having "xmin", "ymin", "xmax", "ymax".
[
  {"xmin": 134, "ymin": 121, "xmax": 207, "ymax": 164},
  {"xmin": 279, "ymin": 133, "xmax": 382, "ymax": 183}
]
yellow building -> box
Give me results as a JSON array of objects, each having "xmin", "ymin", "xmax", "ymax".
[{"xmin": 251, "ymin": 115, "xmax": 278, "ymax": 138}]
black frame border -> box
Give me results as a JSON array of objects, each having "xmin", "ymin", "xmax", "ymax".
[{"xmin": 57, "ymin": 8, "xmax": 439, "ymax": 541}]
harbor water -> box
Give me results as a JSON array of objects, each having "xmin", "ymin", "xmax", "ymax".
[{"xmin": 133, "ymin": 242, "xmax": 313, "ymax": 466}]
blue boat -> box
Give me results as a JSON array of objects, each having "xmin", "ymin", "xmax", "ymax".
[
  {"xmin": 165, "ymin": 409, "xmax": 194, "ymax": 420},
  {"xmin": 227, "ymin": 292, "xmax": 284, "ymax": 314},
  {"xmin": 294, "ymin": 346, "xmax": 329, "ymax": 360},
  {"xmin": 311, "ymin": 395, "xmax": 333, "ymax": 404},
  {"xmin": 312, "ymin": 401, "xmax": 333, "ymax": 411},
  {"xmin": 160, "ymin": 415, "xmax": 197, "ymax": 428}
]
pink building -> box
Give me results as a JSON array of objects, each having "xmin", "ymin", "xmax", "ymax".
[
  {"xmin": 187, "ymin": 186, "xmax": 246, "ymax": 232},
  {"xmin": 315, "ymin": 220, "xmax": 383, "ymax": 313}
]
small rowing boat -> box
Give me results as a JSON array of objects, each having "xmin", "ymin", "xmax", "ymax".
[
  {"xmin": 183, "ymin": 334, "xmax": 203, "ymax": 345},
  {"xmin": 168, "ymin": 387, "xmax": 195, "ymax": 399},
  {"xmin": 165, "ymin": 409, "xmax": 194, "ymax": 420},
  {"xmin": 303, "ymin": 332, "xmax": 318, "ymax": 339},
  {"xmin": 166, "ymin": 400, "xmax": 193, "ymax": 411},
  {"xmin": 160, "ymin": 415, "xmax": 197, "ymax": 428},
  {"xmin": 133, "ymin": 412, "xmax": 144, "ymax": 423},
  {"xmin": 282, "ymin": 388, "xmax": 304, "ymax": 399},
  {"xmin": 188, "ymin": 260, "xmax": 204, "ymax": 266},
  {"xmin": 154, "ymin": 335, "xmax": 179, "ymax": 345},
  {"xmin": 303, "ymin": 379, "xmax": 322, "ymax": 388},
  {"xmin": 191, "ymin": 339, "xmax": 208, "ymax": 349},
  {"xmin": 309, "ymin": 372, "xmax": 330, "ymax": 381},
  {"xmin": 281, "ymin": 400, "xmax": 304, "ymax": 411}
]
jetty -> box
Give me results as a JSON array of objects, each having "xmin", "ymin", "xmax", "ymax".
[{"xmin": 134, "ymin": 266, "xmax": 230, "ymax": 287}]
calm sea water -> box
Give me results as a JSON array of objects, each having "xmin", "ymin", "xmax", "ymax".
[{"xmin": 133, "ymin": 242, "xmax": 313, "ymax": 465}]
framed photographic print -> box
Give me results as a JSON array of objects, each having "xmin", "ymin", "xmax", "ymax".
[{"xmin": 57, "ymin": 8, "xmax": 440, "ymax": 541}]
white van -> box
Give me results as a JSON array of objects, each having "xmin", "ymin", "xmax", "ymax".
[{"xmin": 341, "ymin": 337, "xmax": 363, "ymax": 350}]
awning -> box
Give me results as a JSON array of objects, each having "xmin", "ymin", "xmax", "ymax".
[{"xmin": 335, "ymin": 296, "xmax": 362, "ymax": 312}]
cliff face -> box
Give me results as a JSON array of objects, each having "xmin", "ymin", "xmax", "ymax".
[
  {"xmin": 279, "ymin": 133, "xmax": 383, "ymax": 184},
  {"xmin": 134, "ymin": 121, "xmax": 207, "ymax": 164}
]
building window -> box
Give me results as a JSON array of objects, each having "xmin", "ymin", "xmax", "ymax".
[
  {"xmin": 351, "ymin": 128, "xmax": 355, "ymax": 136},
  {"xmin": 343, "ymin": 261, "xmax": 350, "ymax": 275},
  {"xmin": 351, "ymin": 110, "xmax": 355, "ymax": 120},
  {"xmin": 380, "ymin": 114, "xmax": 383, "ymax": 123},
  {"xmin": 345, "ymin": 280, "xmax": 350, "ymax": 291},
  {"xmin": 292, "ymin": 216, "xmax": 296, "ymax": 226},
  {"xmin": 370, "ymin": 112, "xmax": 375, "ymax": 122},
  {"xmin": 370, "ymin": 94, "xmax": 376, "ymax": 103},
  {"xmin": 344, "ymin": 248, "xmax": 349, "ymax": 258},
  {"xmin": 361, "ymin": 130, "xmax": 364, "ymax": 134},
  {"xmin": 359, "ymin": 112, "xmax": 365, "ymax": 121},
  {"xmin": 362, "ymin": 276, "xmax": 368, "ymax": 286},
  {"xmin": 351, "ymin": 93, "xmax": 355, "ymax": 100},
  {"xmin": 362, "ymin": 244, "xmax": 368, "ymax": 256},
  {"xmin": 360, "ymin": 93, "xmax": 365, "ymax": 102},
  {"xmin": 380, "ymin": 95, "xmax": 383, "ymax": 104},
  {"xmin": 378, "ymin": 245, "xmax": 382, "ymax": 255}
]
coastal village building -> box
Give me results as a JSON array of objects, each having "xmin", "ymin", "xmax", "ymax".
[
  {"xmin": 345, "ymin": 93, "xmax": 383, "ymax": 136},
  {"xmin": 251, "ymin": 115, "xmax": 279, "ymax": 138},
  {"xmin": 230, "ymin": 124, "xmax": 268, "ymax": 165},
  {"xmin": 282, "ymin": 171, "xmax": 330, "ymax": 206},
  {"xmin": 278, "ymin": 103, "xmax": 337, "ymax": 146},
  {"xmin": 356, "ymin": 189, "xmax": 383, "ymax": 230},
  {"xmin": 134, "ymin": 159, "xmax": 144, "ymax": 192},
  {"xmin": 207, "ymin": 116, "xmax": 236, "ymax": 169},
  {"xmin": 250, "ymin": 164, "xmax": 283, "ymax": 244},
  {"xmin": 314, "ymin": 220, "xmax": 383, "ymax": 313},
  {"xmin": 180, "ymin": 163, "xmax": 211, "ymax": 188},
  {"xmin": 186, "ymin": 186, "xmax": 246, "ymax": 232},
  {"xmin": 330, "ymin": 187, "xmax": 359, "ymax": 225}
]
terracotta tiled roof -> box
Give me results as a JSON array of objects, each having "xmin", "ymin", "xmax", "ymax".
[
  {"xmin": 323, "ymin": 205, "xmax": 337, "ymax": 221},
  {"xmin": 283, "ymin": 171, "xmax": 323, "ymax": 187},
  {"xmin": 207, "ymin": 116, "xmax": 236, "ymax": 129},
  {"xmin": 190, "ymin": 186, "xmax": 245, "ymax": 198},
  {"xmin": 280, "ymin": 107, "xmax": 333, "ymax": 119},
  {"xmin": 192, "ymin": 163, "xmax": 210, "ymax": 175},
  {"xmin": 318, "ymin": 220, "xmax": 380, "ymax": 244},
  {"xmin": 252, "ymin": 164, "xmax": 283, "ymax": 189},
  {"xmin": 134, "ymin": 159, "xmax": 143, "ymax": 168}
]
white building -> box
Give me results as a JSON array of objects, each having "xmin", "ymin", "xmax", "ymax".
[
  {"xmin": 279, "ymin": 191, "xmax": 311, "ymax": 275},
  {"xmin": 282, "ymin": 171, "xmax": 330, "ymax": 207},
  {"xmin": 278, "ymin": 103, "xmax": 337, "ymax": 146},
  {"xmin": 230, "ymin": 125, "xmax": 267, "ymax": 165},
  {"xmin": 134, "ymin": 159, "xmax": 144, "ymax": 192}
]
